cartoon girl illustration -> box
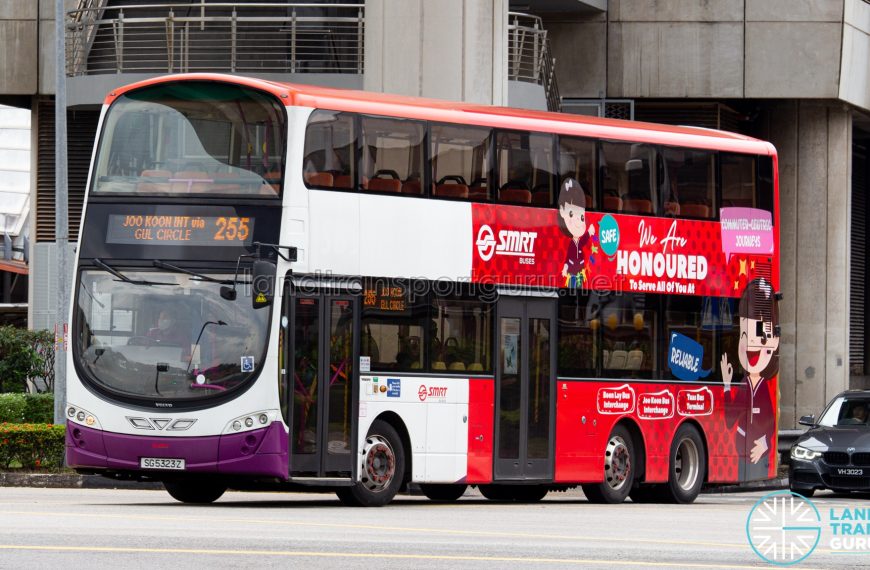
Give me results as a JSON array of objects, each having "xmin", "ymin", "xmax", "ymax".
[
  {"xmin": 558, "ymin": 177, "xmax": 595, "ymax": 288},
  {"xmin": 721, "ymin": 278, "xmax": 780, "ymax": 481}
]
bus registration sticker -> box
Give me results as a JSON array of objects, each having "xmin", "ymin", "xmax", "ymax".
[{"xmin": 140, "ymin": 457, "xmax": 185, "ymax": 470}]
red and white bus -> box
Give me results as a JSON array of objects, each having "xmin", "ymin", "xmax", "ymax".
[{"xmin": 67, "ymin": 73, "xmax": 780, "ymax": 506}]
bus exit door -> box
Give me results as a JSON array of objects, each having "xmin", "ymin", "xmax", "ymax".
[
  {"xmin": 494, "ymin": 296, "xmax": 556, "ymax": 480},
  {"xmin": 285, "ymin": 292, "xmax": 358, "ymax": 477}
]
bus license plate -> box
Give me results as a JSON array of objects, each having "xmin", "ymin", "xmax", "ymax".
[
  {"xmin": 837, "ymin": 468, "xmax": 864, "ymax": 476},
  {"xmin": 140, "ymin": 457, "xmax": 185, "ymax": 470}
]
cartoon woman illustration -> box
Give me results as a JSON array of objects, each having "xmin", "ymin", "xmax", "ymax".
[
  {"xmin": 721, "ymin": 278, "xmax": 780, "ymax": 481},
  {"xmin": 558, "ymin": 177, "xmax": 595, "ymax": 287}
]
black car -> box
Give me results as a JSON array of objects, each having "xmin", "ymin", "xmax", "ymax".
[{"xmin": 789, "ymin": 390, "xmax": 870, "ymax": 496}]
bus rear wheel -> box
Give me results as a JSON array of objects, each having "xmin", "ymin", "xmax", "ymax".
[
  {"xmin": 336, "ymin": 419, "xmax": 405, "ymax": 507},
  {"xmin": 478, "ymin": 484, "xmax": 548, "ymax": 503},
  {"xmin": 163, "ymin": 480, "xmax": 226, "ymax": 504},
  {"xmin": 582, "ymin": 425, "xmax": 636, "ymax": 504},
  {"xmin": 420, "ymin": 484, "xmax": 468, "ymax": 502},
  {"xmin": 663, "ymin": 423, "xmax": 706, "ymax": 504}
]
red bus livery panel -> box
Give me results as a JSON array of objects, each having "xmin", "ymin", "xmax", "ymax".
[{"xmin": 472, "ymin": 205, "xmax": 773, "ymax": 297}]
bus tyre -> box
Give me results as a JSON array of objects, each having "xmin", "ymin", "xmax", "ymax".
[
  {"xmin": 663, "ymin": 423, "xmax": 706, "ymax": 504},
  {"xmin": 582, "ymin": 425, "xmax": 636, "ymax": 504},
  {"xmin": 478, "ymin": 484, "xmax": 513, "ymax": 501},
  {"xmin": 163, "ymin": 480, "xmax": 226, "ymax": 504},
  {"xmin": 629, "ymin": 484, "xmax": 664, "ymax": 503},
  {"xmin": 420, "ymin": 484, "xmax": 468, "ymax": 502},
  {"xmin": 337, "ymin": 419, "xmax": 405, "ymax": 507}
]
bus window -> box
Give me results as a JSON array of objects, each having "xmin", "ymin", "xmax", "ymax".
[
  {"xmin": 303, "ymin": 111, "xmax": 357, "ymax": 190},
  {"xmin": 600, "ymin": 142, "xmax": 655, "ymax": 215},
  {"xmin": 721, "ymin": 153, "xmax": 757, "ymax": 209},
  {"xmin": 663, "ymin": 295, "xmax": 716, "ymax": 380},
  {"xmin": 431, "ymin": 293, "xmax": 493, "ymax": 373},
  {"xmin": 430, "ymin": 124, "xmax": 491, "ymax": 201},
  {"xmin": 360, "ymin": 117, "xmax": 426, "ymax": 195},
  {"xmin": 558, "ymin": 137, "xmax": 596, "ymax": 209},
  {"xmin": 495, "ymin": 131, "xmax": 554, "ymax": 206},
  {"xmin": 661, "ymin": 148, "xmax": 716, "ymax": 219},
  {"xmin": 594, "ymin": 292, "xmax": 656, "ymax": 379},
  {"xmin": 361, "ymin": 280, "xmax": 428, "ymax": 371},
  {"xmin": 557, "ymin": 293, "xmax": 596, "ymax": 377},
  {"xmin": 92, "ymin": 82, "xmax": 286, "ymax": 196}
]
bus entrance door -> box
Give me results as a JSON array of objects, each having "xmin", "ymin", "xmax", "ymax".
[
  {"xmin": 494, "ymin": 296, "xmax": 556, "ymax": 481},
  {"xmin": 287, "ymin": 293, "xmax": 358, "ymax": 477}
]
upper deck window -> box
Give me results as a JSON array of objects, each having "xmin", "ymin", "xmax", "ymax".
[{"xmin": 92, "ymin": 82, "xmax": 286, "ymax": 197}]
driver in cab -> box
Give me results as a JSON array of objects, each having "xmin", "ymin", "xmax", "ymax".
[{"xmin": 147, "ymin": 310, "xmax": 188, "ymax": 348}]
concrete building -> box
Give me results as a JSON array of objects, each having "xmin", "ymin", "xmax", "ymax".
[{"xmin": 2, "ymin": 0, "xmax": 868, "ymax": 428}]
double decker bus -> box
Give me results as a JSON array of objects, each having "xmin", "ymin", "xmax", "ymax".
[{"xmin": 67, "ymin": 74, "xmax": 780, "ymax": 506}]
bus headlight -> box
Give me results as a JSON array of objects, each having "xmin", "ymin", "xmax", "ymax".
[
  {"xmin": 66, "ymin": 404, "xmax": 102, "ymax": 430},
  {"xmin": 224, "ymin": 410, "xmax": 278, "ymax": 434},
  {"xmin": 791, "ymin": 445, "xmax": 822, "ymax": 461}
]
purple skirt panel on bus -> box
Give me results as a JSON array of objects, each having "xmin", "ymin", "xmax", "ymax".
[{"xmin": 66, "ymin": 422, "xmax": 289, "ymax": 479}]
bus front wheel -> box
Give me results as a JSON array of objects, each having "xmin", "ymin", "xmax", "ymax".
[
  {"xmin": 163, "ymin": 480, "xmax": 226, "ymax": 504},
  {"xmin": 582, "ymin": 425, "xmax": 636, "ymax": 504},
  {"xmin": 337, "ymin": 419, "xmax": 405, "ymax": 507}
]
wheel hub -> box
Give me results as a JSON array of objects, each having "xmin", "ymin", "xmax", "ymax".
[
  {"xmin": 361, "ymin": 435, "xmax": 395, "ymax": 492},
  {"xmin": 604, "ymin": 435, "xmax": 631, "ymax": 491},
  {"xmin": 675, "ymin": 437, "xmax": 700, "ymax": 491}
]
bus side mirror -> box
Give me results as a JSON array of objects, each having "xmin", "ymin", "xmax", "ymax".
[
  {"xmin": 252, "ymin": 259, "xmax": 276, "ymax": 309},
  {"xmin": 798, "ymin": 415, "xmax": 815, "ymax": 427}
]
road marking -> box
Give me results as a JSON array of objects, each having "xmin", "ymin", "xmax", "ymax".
[
  {"xmin": 0, "ymin": 544, "xmax": 816, "ymax": 568},
  {"xmin": 3, "ymin": 510, "xmax": 748, "ymax": 551}
]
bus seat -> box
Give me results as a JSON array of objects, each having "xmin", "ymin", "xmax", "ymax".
[
  {"xmin": 432, "ymin": 361, "xmax": 447, "ymax": 370},
  {"xmin": 172, "ymin": 171, "xmax": 210, "ymax": 193},
  {"xmin": 448, "ymin": 362, "xmax": 466, "ymax": 372},
  {"xmin": 333, "ymin": 174, "xmax": 353, "ymax": 189},
  {"xmin": 608, "ymin": 350, "xmax": 628, "ymax": 369},
  {"xmin": 304, "ymin": 171, "xmax": 334, "ymax": 187},
  {"xmin": 137, "ymin": 170, "xmax": 171, "ymax": 193},
  {"xmin": 400, "ymin": 180, "xmax": 429, "ymax": 195},
  {"xmin": 467, "ymin": 362, "xmax": 484, "ymax": 372},
  {"xmin": 212, "ymin": 172, "xmax": 241, "ymax": 193},
  {"xmin": 262, "ymin": 171, "xmax": 282, "ymax": 195},
  {"xmin": 626, "ymin": 350, "xmax": 644, "ymax": 370},
  {"xmin": 602, "ymin": 349, "xmax": 611, "ymax": 368},
  {"xmin": 366, "ymin": 178, "xmax": 402, "ymax": 193},
  {"xmin": 664, "ymin": 201, "xmax": 680, "ymax": 216},
  {"xmin": 411, "ymin": 361, "xmax": 422, "ymax": 370},
  {"xmin": 468, "ymin": 186, "xmax": 488, "ymax": 200},
  {"xmin": 623, "ymin": 198, "xmax": 652, "ymax": 214},
  {"xmin": 500, "ymin": 188, "xmax": 532, "ymax": 204},
  {"xmin": 531, "ymin": 191, "xmax": 551, "ymax": 206},
  {"xmin": 603, "ymin": 195, "xmax": 623, "ymax": 211},
  {"xmin": 435, "ymin": 183, "xmax": 469, "ymax": 199},
  {"xmin": 681, "ymin": 203, "xmax": 710, "ymax": 218}
]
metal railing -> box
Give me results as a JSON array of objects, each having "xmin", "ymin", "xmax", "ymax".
[
  {"xmin": 66, "ymin": 2, "xmax": 365, "ymax": 76},
  {"xmin": 508, "ymin": 12, "xmax": 560, "ymax": 112}
]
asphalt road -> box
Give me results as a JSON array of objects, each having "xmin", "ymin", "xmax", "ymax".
[{"xmin": 0, "ymin": 486, "xmax": 867, "ymax": 569}]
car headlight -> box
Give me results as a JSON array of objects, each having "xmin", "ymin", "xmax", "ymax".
[{"xmin": 791, "ymin": 445, "xmax": 822, "ymax": 461}]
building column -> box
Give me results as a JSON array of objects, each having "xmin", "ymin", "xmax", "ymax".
[
  {"xmin": 363, "ymin": 0, "xmax": 508, "ymax": 105},
  {"xmin": 767, "ymin": 101, "xmax": 852, "ymax": 427}
]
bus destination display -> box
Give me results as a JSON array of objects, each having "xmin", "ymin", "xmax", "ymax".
[
  {"xmin": 363, "ymin": 282, "xmax": 408, "ymax": 313},
  {"xmin": 106, "ymin": 214, "xmax": 254, "ymax": 246}
]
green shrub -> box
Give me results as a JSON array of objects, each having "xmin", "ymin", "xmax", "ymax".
[
  {"xmin": 0, "ymin": 394, "xmax": 55, "ymax": 423},
  {"xmin": 0, "ymin": 326, "xmax": 55, "ymax": 393},
  {"xmin": 0, "ymin": 423, "xmax": 66, "ymax": 470}
]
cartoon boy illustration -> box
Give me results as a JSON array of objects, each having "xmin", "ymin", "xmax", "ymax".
[
  {"xmin": 721, "ymin": 278, "xmax": 780, "ymax": 481},
  {"xmin": 558, "ymin": 177, "xmax": 595, "ymax": 287}
]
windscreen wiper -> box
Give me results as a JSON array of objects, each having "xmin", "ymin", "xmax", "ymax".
[
  {"xmin": 93, "ymin": 258, "xmax": 174, "ymax": 286},
  {"xmin": 152, "ymin": 260, "xmax": 250, "ymax": 285}
]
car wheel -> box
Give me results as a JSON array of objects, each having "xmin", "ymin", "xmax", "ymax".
[
  {"xmin": 582, "ymin": 424, "xmax": 636, "ymax": 504},
  {"xmin": 336, "ymin": 419, "xmax": 405, "ymax": 507}
]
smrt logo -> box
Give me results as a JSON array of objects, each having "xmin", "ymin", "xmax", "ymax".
[
  {"xmin": 418, "ymin": 385, "xmax": 448, "ymax": 401},
  {"xmin": 476, "ymin": 224, "xmax": 537, "ymax": 262}
]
